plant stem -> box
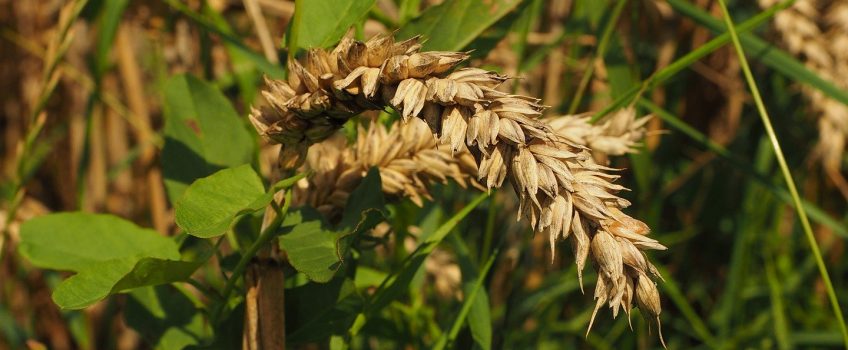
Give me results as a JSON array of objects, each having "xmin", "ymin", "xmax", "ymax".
[
  {"xmin": 567, "ymin": 0, "xmax": 627, "ymax": 115},
  {"xmin": 211, "ymin": 190, "xmax": 292, "ymax": 324},
  {"xmin": 715, "ymin": 0, "xmax": 848, "ymax": 346}
]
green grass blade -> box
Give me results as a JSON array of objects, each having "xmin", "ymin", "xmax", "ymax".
[
  {"xmin": 433, "ymin": 247, "xmax": 499, "ymax": 350},
  {"xmin": 638, "ymin": 99, "xmax": 848, "ymax": 238},
  {"xmin": 714, "ymin": 0, "xmax": 848, "ymax": 345},
  {"xmin": 161, "ymin": 0, "xmax": 286, "ymax": 77},
  {"xmin": 567, "ymin": 0, "xmax": 627, "ymax": 114},
  {"xmin": 668, "ymin": 0, "xmax": 848, "ymax": 107},
  {"xmin": 348, "ymin": 193, "xmax": 489, "ymax": 338},
  {"xmin": 653, "ymin": 264, "xmax": 718, "ymax": 346},
  {"xmin": 589, "ymin": 0, "xmax": 794, "ymax": 123}
]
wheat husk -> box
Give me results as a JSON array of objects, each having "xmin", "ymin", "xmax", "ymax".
[{"xmin": 250, "ymin": 33, "xmax": 666, "ymax": 337}]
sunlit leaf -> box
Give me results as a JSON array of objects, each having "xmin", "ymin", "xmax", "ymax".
[
  {"xmin": 288, "ymin": 0, "xmax": 376, "ymax": 52},
  {"xmin": 161, "ymin": 74, "xmax": 254, "ymax": 204},
  {"xmin": 396, "ymin": 0, "xmax": 522, "ymax": 51},
  {"xmin": 19, "ymin": 213, "xmax": 206, "ymax": 309},
  {"xmin": 175, "ymin": 165, "xmax": 272, "ymax": 238}
]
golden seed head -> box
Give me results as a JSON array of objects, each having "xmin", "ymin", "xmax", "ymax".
[{"xmin": 250, "ymin": 33, "xmax": 666, "ymax": 338}]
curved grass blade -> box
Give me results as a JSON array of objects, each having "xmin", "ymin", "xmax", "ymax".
[
  {"xmin": 638, "ymin": 99, "xmax": 848, "ymax": 239},
  {"xmin": 589, "ymin": 0, "xmax": 795, "ymax": 123},
  {"xmin": 714, "ymin": 1, "xmax": 848, "ymax": 344},
  {"xmin": 433, "ymin": 247, "xmax": 499, "ymax": 350}
]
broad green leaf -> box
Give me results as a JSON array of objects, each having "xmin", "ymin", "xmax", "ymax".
[
  {"xmin": 161, "ymin": 74, "xmax": 254, "ymax": 204},
  {"xmin": 19, "ymin": 213, "xmax": 179, "ymax": 271},
  {"xmin": 53, "ymin": 257, "xmax": 203, "ymax": 309},
  {"xmin": 396, "ymin": 0, "xmax": 523, "ymax": 51},
  {"xmin": 19, "ymin": 213, "xmax": 206, "ymax": 309},
  {"xmin": 280, "ymin": 168, "xmax": 386, "ymax": 283},
  {"xmin": 125, "ymin": 286, "xmax": 214, "ymax": 350},
  {"xmin": 278, "ymin": 207, "xmax": 342, "ymax": 283},
  {"xmin": 175, "ymin": 165, "xmax": 271, "ymax": 238},
  {"xmin": 288, "ymin": 0, "xmax": 376, "ymax": 52}
]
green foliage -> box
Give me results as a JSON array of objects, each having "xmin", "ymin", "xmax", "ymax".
[
  {"xmin": 287, "ymin": 0, "xmax": 376, "ymax": 52},
  {"xmin": 19, "ymin": 213, "xmax": 206, "ymax": 309},
  {"xmin": 280, "ymin": 168, "xmax": 387, "ymax": 282},
  {"xmin": 161, "ymin": 74, "xmax": 254, "ymax": 204},
  {"xmin": 397, "ymin": 0, "xmax": 522, "ymax": 51},
  {"xmin": 175, "ymin": 165, "xmax": 272, "ymax": 238}
]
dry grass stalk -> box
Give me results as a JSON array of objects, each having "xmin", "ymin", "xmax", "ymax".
[
  {"xmin": 760, "ymin": 0, "xmax": 848, "ymax": 196},
  {"xmin": 250, "ymin": 33, "xmax": 666, "ymax": 338}
]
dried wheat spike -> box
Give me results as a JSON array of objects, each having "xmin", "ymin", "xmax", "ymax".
[
  {"xmin": 760, "ymin": 0, "xmax": 848, "ymax": 196},
  {"xmin": 292, "ymin": 118, "xmax": 478, "ymax": 217},
  {"xmin": 547, "ymin": 107, "xmax": 651, "ymax": 157},
  {"xmin": 250, "ymin": 33, "xmax": 666, "ymax": 339}
]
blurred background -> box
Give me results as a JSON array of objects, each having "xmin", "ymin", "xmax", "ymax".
[{"xmin": 2, "ymin": 0, "xmax": 848, "ymax": 348}]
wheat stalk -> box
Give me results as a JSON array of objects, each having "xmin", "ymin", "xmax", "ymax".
[{"xmin": 250, "ymin": 33, "xmax": 666, "ymax": 339}]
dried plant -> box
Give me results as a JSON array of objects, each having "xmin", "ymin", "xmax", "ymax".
[
  {"xmin": 547, "ymin": 107, "xmax": 652, "ymax": 159},
  {"xmin": 250, "ymin": 33, "xmax": 666, "ymax": 339},
  {"xmin": 292, "ymin": 118, "xmax": 479, "ymax": 216},
  {"xmin": 760, "ymin": 0, "xmax": 848, "ymax": 196}
]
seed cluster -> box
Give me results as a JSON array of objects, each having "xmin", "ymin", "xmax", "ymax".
[
  {"xmin": 292, "ymin": 119, "xmax": 479, "ymax": 216},
  {"xmin": 250, "ymin": 34, "xmax": 666, "ymax": 339}
]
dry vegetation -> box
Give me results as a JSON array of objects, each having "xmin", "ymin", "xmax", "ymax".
[{"xmin": 1, "ymin": 0, "xmax": 847, "ymax": 349}]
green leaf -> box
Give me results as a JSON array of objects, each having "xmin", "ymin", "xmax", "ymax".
[
  {"xmin": 162, "ymin": 0, "xmax": 285, "ymax": 77},
  {"xmin": 175, "ymin": 165, "xmax": 272, "ymax": 238},
  {"xmin": 52, "ymin": 257, "xmax": 203, "ymax": 310},
  {"xmin": 433, "ymin": 246, "xmax": 498, "ymax": 350},
  {"xmin": 125, "ymin": 286, "xmax": 214, "ymax": 350},
  {"xmin": 288, "ymin": 0, "xmax": 376, "ymax": 52},
  {"xmin": 19, "ymin": 213, "xmax": 179, "ymax": 271},
  {"xmin": 280, "ymin": 168, "xmax": 386, "ymax": 283},
  {"xmin": 278, "ymin": 207, "xmax": 342, "ymax": 283},
  {"xmin": 161, "ymin": 74, "xmax": 254, "ymax": 204},
  {"xmin": 19, "ymin": 213, "xmax": 205, "ymax": 309},
  {"xmin": 396, "ymin": 0, "xmax": 523, "ymax": 51},
  {"xmin": 667, "ymin": 0, "xmax": 848, "ymax": 107}
]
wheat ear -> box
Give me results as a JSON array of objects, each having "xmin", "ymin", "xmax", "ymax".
[{"xmin": 250, "ymin": 33, "xmax": 666, "ymax": 338}]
